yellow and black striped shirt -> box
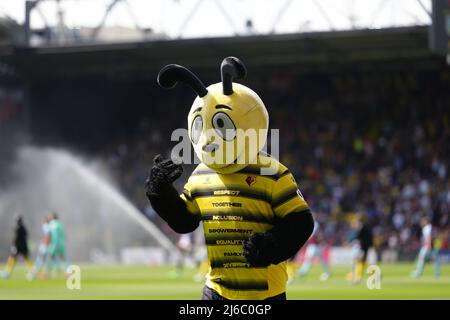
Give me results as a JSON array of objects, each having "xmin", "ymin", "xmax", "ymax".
[{"xmin": 180, "ymin": 154, "xmax": 309, "ymax": 300}]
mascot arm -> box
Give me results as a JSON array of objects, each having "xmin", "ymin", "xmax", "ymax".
[
  {"xmin": 145, "ymin": 155, "xmax": 200, "ymax": 234},
  {"xmin": 243, "ymin": 209, "xmax": 314, "ymax": 267}
]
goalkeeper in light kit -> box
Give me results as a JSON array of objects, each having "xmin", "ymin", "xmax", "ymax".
[
  {"xmin": 145, "ymin": 57, "xmax": 314, "ymax": 300},
  {"xmin": 46, "ymin": 213, "xmax": 69, "ymax": 276}
]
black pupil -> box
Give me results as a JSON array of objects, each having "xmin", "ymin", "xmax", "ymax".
[{"xmin": 217, "ymin": 118, "xmax": 225, "ymax": 128}]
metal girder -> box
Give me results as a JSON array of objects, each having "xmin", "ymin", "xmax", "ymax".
[{"xmin": 21, "ymin": 0, "xmax": 431, "ymax": 47}]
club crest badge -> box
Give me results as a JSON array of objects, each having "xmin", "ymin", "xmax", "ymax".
[{"xmin": 245, "ymin": 176, "xmax": 256, "ymax": 186}]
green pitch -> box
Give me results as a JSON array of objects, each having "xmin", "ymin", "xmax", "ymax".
[{"xmin": 0, "ymin": 263, "xmax": 449, "ymax": 299}]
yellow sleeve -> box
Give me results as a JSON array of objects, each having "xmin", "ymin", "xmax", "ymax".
[
  {"xmin": 271, "ymin": 171, "xmax": 309, "ymax": 219},
  {"xmin": 180, "ymin": 180, "xmax": 201, "ymax": 216}
]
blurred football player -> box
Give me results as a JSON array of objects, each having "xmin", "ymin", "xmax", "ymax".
[
  {"xmin": 46, "ymin": 213, "xmax": 69, "ymax": 276},
  {"xmin": 349, "ymin": 215, "xmax": 373, "ymax": 283},
  {"xmin": 169, "ymin": 233, "xmax": 194, "ymax": 278},
  {"xmin": 411, "ymin": 216, "xmax": 440, "ymax": 278},
  {"xmin": 192, "ymin": 228, "xmax": 209, "ymax": 283},
  {"xmin": 297, "ymin": 222, "xmax": 331, "ymax": 281},
  {"xmin": 28, "ymin": 215, "xmax": 51, "ymax": 280},
  {"xmin": 2, "ymin": 215, "xmax": 33, "ymax": 279}
]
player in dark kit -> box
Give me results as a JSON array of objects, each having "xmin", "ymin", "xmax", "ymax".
[
  {"xmin": 2, "ymin": 216, "xmax": 34, "ymax": 279},
  {"xmin": 358, "ymin": 222, "xmax": 373, "ymax": 262},
  {"xmin": 351, "ymin": 216, "xmax": 373, "ymax": 283}
]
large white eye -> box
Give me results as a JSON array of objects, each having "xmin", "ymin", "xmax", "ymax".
[
  {"xmin": 212, "ymin": 112, "xmax": 236, "ymax": 141},
  {"xmin": 191, "ymin": 116, "xmax": 203, "ymax": 144}
]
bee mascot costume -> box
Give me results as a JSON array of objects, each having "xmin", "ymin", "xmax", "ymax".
[{"xmin": 145, "ymin": 57, "xmax": 314, "ymax": 300}]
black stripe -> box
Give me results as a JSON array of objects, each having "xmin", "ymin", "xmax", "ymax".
[
  {"xmin": 272, "ymin": 188, "xmax": 299, "ymax": 208},
  {"xmin": 238, "ymin": 167, "xmax": 277, "ymax": 180},
  {"xmin": 278, "ymin": 169, "xmax": 290, "ymax": 179},
  {"xmin": 192, "ymin": 167, "xmax": 290, "ymax": 182},
  {"xmin": 182, "ymin": 190, "xmax": 193, "ymax": 201},
  {"xmin": 202, "ymin": 212, "xmax": 273, "ymax": 224},
  {"xmin": 210, "ymin": 258, "xmax": 267, "ymax": 270},
  {"xmin": 238, "ymin": 167, "xmax": 290, "ymax": 181},
  {"xmin": 213, "ymin": 279, "xmax": 269, "ymax": 291},
  {"xmin": 191, "ymin": 188, "xmax": 271, "ymax": 203}
]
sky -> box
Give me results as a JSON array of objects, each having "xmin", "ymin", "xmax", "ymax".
[{"xmin": 0, "ymin": 0, "xmax": 432, "ymax": 39}]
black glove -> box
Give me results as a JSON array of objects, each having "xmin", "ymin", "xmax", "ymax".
[
  {"xmin": 145, "ymin": 154, "xmax": 183, "ymax": 196},
  {"xmin": 243, "ymin": 232, "xmax": 277, "ymax": 267},
  {"xmin": 143, "ymin": 154, "xmax": 199, "ymax": 234},
  {"xmin": 243, "ymin": 210, "xmax": 315, "ymax": 267}
]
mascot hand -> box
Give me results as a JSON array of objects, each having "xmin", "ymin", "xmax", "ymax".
[
  {"xmin": 145, "ymin": 154, "xmax": 183, "ymax": 196},
  {"xmin": 243, "ymin": 232, "xmax": 277, "ymax": 267}
]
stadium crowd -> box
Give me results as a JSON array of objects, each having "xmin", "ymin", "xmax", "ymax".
[{"xmin": 102, "ymin": 67, "xmax": 450, "ymax": 258}]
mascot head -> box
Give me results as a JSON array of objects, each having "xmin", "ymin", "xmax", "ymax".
[{"xmin": 158, "ymin": 57, "xmax": 268, "ymax": 174}]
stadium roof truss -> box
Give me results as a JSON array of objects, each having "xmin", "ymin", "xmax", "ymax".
[{"xmin": 16, "ymin": 0, "xmax": 432, "ymax": 47}]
